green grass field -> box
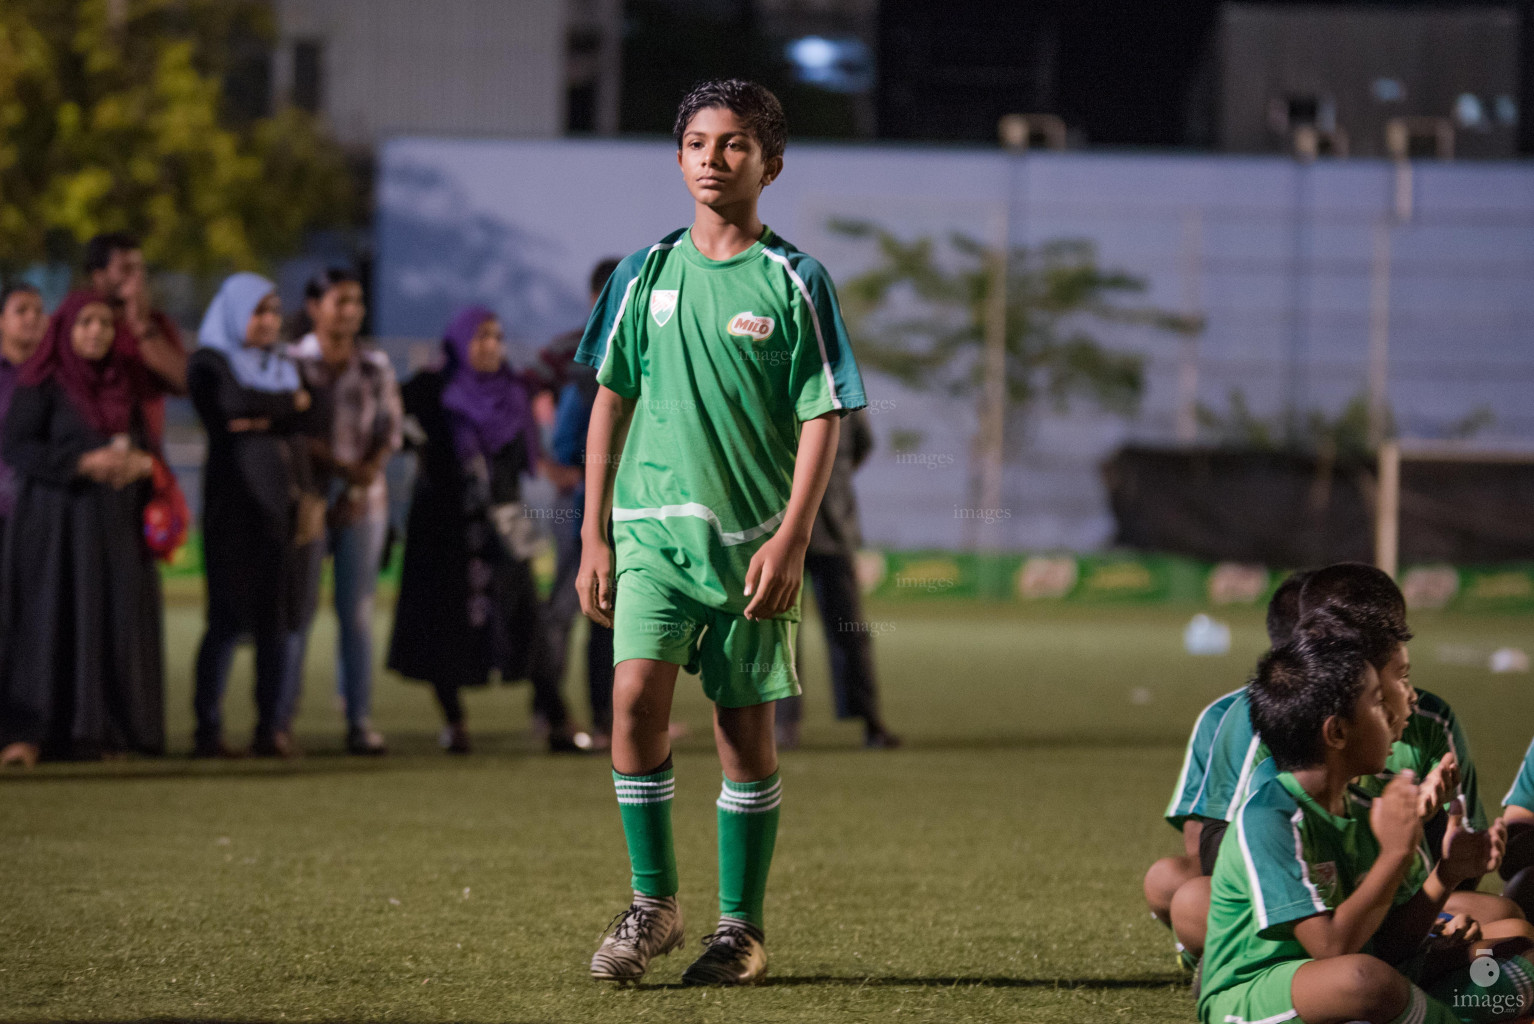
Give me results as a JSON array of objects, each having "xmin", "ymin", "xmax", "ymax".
[{"xmin": 3, "ymin": 589, "xmax": 1531, "ymax": 1023}]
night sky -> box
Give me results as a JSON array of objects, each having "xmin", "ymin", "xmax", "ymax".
[{"xmin": 875, "ymin": 0, "xmax": 1530, "ymax": 146}]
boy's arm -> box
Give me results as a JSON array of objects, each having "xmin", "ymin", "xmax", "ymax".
[
  {"xmin": 1375, "ymin": 798, "xmax": 1501, "ymax": 961},
  {"xmin": 577, "ymin": 384, "xmax": 635, "ymax": 627},
  {"xmin": 1293, "ymin": 774, "xmax": 1422, "ymax": 959},
  {"xmin": 742, "ymin": 411, "xmax": 840, "ymax": 621}
]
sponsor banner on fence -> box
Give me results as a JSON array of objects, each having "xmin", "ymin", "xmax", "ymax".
[
  {"xmin": 858, "ymin": 551, "xmax": 1534, "ymax": 612},
  {"xmin": 163, "ymin": 534, "xmax": 1534, "ymax": 612}
]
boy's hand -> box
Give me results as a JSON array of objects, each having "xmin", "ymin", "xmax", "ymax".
[
  {"xmin": 742, "ymin": 533, "xmax": 806, "ymax": 621},
  {"xmin": 577, "ymin": 538, "xmax": 616, "ymax": 628},
  {"xmin": 1438, "ymin": 797, "xmax": 1494, "ymax": 886},
  {"xmin": 1429, "ymin": 911, "xmax": 1482, "ymax": 949},
  {"xmin": 1418, "ymin": 754, "xmax": 1459, "ymax": 820},
  {"xmin": 1485, "ymin": 815, "xmax": 1508, "ymax": 876},
  {"xmin": 1372, "ymin": 771, "xmax": 1425, "ymax": 861}
]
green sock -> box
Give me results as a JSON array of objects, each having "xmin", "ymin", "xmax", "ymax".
[
  {"xmin": 716, "ymin": 772, "xmax": 781, "ymax": 931},
  {"xmin": 1424, "ymin": 954, "xmax": 1534, "ymax": 1024},
  {"xmin": 1392, "ymin": 983, "xmax": 1470, "ymax": 1024},
  {"xmin": 613, "ymin": 764, "xmax": 678, "ymax": 898}
]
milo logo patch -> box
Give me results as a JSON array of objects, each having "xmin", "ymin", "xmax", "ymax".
[{"xmin": 727, "ymin": 311, "xmax": 775, "ymax": 341}]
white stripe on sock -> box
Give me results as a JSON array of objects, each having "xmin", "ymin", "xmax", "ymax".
[
  {"xmin": 717, "ymin": 796, "xmax": 782, "ymax": 813},
  {"xmin": 1502, "ymin": 958, "xmax": 1533, "ymax": 1009}
]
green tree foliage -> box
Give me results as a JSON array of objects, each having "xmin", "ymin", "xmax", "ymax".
[
  {"xmin": 0, "ymin": 0, "xmax": 354, "ymax": 276},
  {"xmin": 1196, "ymin": 391, "xmax": 1494, "ymax": 459},
  {"xmin": 828, "ymin": 219, "xmax": 1202, "ymax": 423}
]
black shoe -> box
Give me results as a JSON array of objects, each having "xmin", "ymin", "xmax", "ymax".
[
  {"xmin": 346, "ymin": 725, "xmax": 387, "ymax": 756},
  {"xmin": 680, "ymin": 920, "xmax": 768, "ymax": 986},
  {"xmin": 864, "ymin": 724, "xmax": 902, "ymax": 749},
  {"xmin": 191, "ymin": 735, "xmax": 244, "ymax": 759},
  {"xmin": 547, "ymin": 728, "xmax": 587, "ymax": 754},
  {"xmin": 251, "ymin": 730, "xmax": 299, "ymax": 759},
  {"xmin": 439, "ymin": 724, "xmax": 471, "ymax": 755}
]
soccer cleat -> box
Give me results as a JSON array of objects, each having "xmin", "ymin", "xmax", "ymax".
[
  {"xmin": 590, "ymin": 895, "xmax": 684, "ymax": 982},
  {"xmin": 680, "ymin": 919, "xmax": 768, "ymax": 986}
]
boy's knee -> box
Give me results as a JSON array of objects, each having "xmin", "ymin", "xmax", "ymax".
[
  {"xmin": 1169, "ymin": 876, "xmax": 1210, "ymax": 950},
  {"xmin": 1144, "ymin": 856, "xmax": 1194, "ymax": 905},
  {"xmin": 1488, "ymin": 894, "xmax": 1528, "ymax": 923},
  {"xmin": 1507, "ymin": 867, "xmax": 1534, "ymax": 919},
  {"xmin": 1346, "ymin": 955, "xmax": 1409, "ymax": 1013}
]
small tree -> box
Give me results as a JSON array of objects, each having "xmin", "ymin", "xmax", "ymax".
[
  {"xmin": 829, "ymin": 219, "xmax": 1201, "ymax": 535},
  {"xmin": 0, "ymin": 0, "xmax": 355, "ymax": 277}
]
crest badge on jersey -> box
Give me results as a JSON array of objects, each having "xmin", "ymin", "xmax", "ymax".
[
  {"xmin": 1309, "ymin": 860, "xmax": 1339, "ymax": 903},
  {"xmin": 727, "ymin": 311, "xmax": 775, "ymax": 342},
  {"xmin": 650, "ymin": 290, "xmax": 679, "ymax": 327}
]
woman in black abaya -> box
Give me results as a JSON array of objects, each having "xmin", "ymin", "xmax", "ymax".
[{"xmin": 0, "ymin": 292, "xmax": 163, "ymax": 765}]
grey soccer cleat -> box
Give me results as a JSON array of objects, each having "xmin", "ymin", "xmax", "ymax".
[
  {"xmin": 590, "ymin": 895, "xmax": 684, "ymax": 982},
  {"xmin": 680, "ymin": 919, "xmax": 768, "ymax": 986}
]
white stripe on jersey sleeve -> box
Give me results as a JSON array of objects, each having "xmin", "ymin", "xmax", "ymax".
[
  {"xmin": 1166, "ymin": 688, "xmax": 1246, "ymax": 820},
  {"xmin": 596, "ymin": 240, "xmax": 678, "ymax": 378},
  {"xmin": 1288, "ymin": 807, "xmax": 1328, "ymax": 914},
  {"xmin": 760, "ymin": 249, "xmax": 842, "ymax": 412}
]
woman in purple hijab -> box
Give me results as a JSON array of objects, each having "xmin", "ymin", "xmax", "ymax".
[{"xmin": 388, "ymin": 306, "xmax": 584, "ymax": 754}]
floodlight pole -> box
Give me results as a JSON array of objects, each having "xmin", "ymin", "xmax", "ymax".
[
  {"xmin": 1375, "ymin": 439, "xmax": 1401, "ymax": 578},
  {"xmin": 1367, "ymin": 219, "xmax": 1392, "ymax": 449},
  {"xmin": 978, "ymin": 204, "xmax": 1008, "ymax": 546},
  {"xmin": 1176, "ymin": 210, "xmax": 1204, "ymax": 444}
]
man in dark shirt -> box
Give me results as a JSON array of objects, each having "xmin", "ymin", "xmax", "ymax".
[
  {"xmin": 84, "ymin": 232, "xmax": 188, "ymax": 443},
  {"xmin": 775, "ymin": 408, "xmax": 900, "ymax": 750}
]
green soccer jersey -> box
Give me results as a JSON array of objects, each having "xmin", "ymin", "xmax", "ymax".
[
  {"xmin": 574, "ymin": 226, "xmax": 866, "ymax": 617},
  {"xmin": 1191, "ymin": 689, "xmax": 1264, "ymax": 823},
  {"xmin": 1199, "ymin": 759, "xmax": 1433, "ymax": 1018},
  {"xmin": 1196, "ymin": 688, "xmax": 1487, "ymax": 832},
  {"xmin": 1353, "ymin": 690, "xmax": 1488, "ymax": 831},
  {"xmin": 1506, "ymin": 736, "xmax": 1534, "ymax": 812},
  {"xmin": 1166, "ymin": 688, "xmax": 1245, "ymax": 829}
]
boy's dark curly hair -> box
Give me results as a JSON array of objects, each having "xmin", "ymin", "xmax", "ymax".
[{"xmin": 673, "ymin": 79, "xmax": 787, "ymax": 162}]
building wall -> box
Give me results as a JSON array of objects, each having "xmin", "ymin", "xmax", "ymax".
[
  {"xmin": 271, "ymin": 0, "xmax": 572, "ymax": 147},
  {"xmin": 373, "ymin": 138, "xmax": 1534, "ymax": 551},
  {"xmin": 1219, "ymin": 4, "xmax": 1521, "ymax": 158}
]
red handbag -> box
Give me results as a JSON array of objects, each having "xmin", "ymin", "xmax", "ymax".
[{"xmin": 143, "ymin": 457, "xmax": 190, "ymax": 561}]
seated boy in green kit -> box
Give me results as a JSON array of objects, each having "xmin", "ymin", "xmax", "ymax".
[
  {"xmin": 1199, "ymin": 630, "xmax": 1532, "ymax": 1024},
  {"xmin": 574, "ymin": 80, "xmax": 864, "ymax": 986},
  {"xmin": 1503, "ymin": 737, "xmax": 1534, "ymax": 919},
  {"xmin": 1144, "ymin": 571, "xmax": 1308, "ymax": 958},
  {"xmin": 1173, "ymin": 564, "xmax": 1521, "ymax": 963}
]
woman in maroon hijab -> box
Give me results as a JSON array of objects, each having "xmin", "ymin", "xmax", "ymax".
[{"xmin": 0, "ymin": 292, "xmax": 164, "ymax": 766}]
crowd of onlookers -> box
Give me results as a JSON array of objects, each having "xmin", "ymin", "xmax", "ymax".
[
  {"xmin": 0, "ymin": 234, "xmax": 899, "ymax": 768},
  {"xmin": 0, "ymin": 235, "xmax": 621, "ymax": 766}
]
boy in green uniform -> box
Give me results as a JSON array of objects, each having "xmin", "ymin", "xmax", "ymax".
[
  {"xmin": 1503, "ymin": 738, "xmax": 1534, "ymax": 918},
  {"xmin": 1199, "ymin": 631, "xmax": 1531, "ymax": 1024},
  {"xmin": 1144, "ymin": 572, "xmax": 1308, "ymax": 950},
  {"xmin": 573, "ymin": 80, "xmax": 864, "ymax": 986},
  {"xmin": 1172, "ymin": 564, "xmax": 1515, "ymax": 963}
]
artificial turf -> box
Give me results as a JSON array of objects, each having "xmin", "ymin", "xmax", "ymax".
[{"xmin": 2, "ymin": 589, "xmax": 1530, "ymax": 1023}]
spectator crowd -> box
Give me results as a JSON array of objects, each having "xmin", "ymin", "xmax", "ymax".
[{"xmin": 0, "ymin": 236, "xmax": 900, "ymax": 767}]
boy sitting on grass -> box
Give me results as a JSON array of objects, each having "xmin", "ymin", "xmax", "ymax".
[
  {"xmin": 1503, "ymin": 737, "xmax": 1534, "ymax": 919},
  {"xmin": 575, "ymin": 79, "xmax": 864, "ymax": 986},
  {"xmin": 1173, "ymin": 563, "xmax": 1522, "ymax": 963},
  {"xmin": 1144, "ymin": 571, "xmax": 1308, "ymax": 944},
  {"xmin": 1199, "ymin": 631, "xmax": 1532, "ymax": 1024}
]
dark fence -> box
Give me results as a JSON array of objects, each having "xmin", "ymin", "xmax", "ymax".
[{"xmin": 1102, "ymin": 446, "xmax": 1534, "ymax": 566}]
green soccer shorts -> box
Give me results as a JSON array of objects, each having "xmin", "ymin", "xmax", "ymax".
[
  {"xmin": 1200, "ymin": 959, "xmax": 1308, "ymax": 1024},
  {"xmin": 611, "ymin": 567, "xmax": 801, "ymax": 708}
]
